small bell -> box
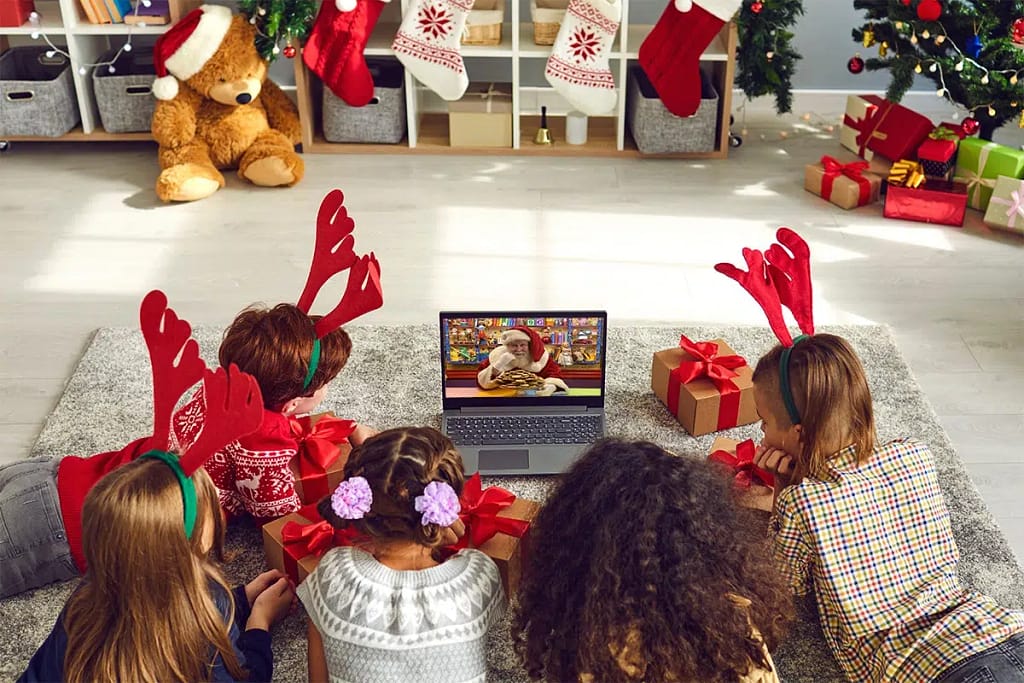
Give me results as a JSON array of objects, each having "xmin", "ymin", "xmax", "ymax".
[{"xmin": 534, "ymin": 106, "xmax": 553, "ymax": 145}]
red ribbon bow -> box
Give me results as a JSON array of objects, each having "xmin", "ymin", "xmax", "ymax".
[
  {"xmin": 289, "ymin": 414, "xmax": 356, "ymax": 500},
  {"xmin": 451, "ymin": 473, "xmax": 531, "ymax": 550},
  {"xmin": 279, "ymin": 504, "xmax": 365, "ymax": 581},
  {"xmin": 709, "ymin": 439, "xmax": 775, "ymax": 489},
  {"xmin": 668, "ymin": 335, "xmax": 747, "ymax": 432},
  {"xmin": 843, "ymin": 97, "xmax": 882, "ymax": 158},
  {"xmin": 820, "ymin": 155, "xmax": 872, "ymax": 206}
]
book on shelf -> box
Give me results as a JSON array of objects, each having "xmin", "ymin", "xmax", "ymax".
[{"xmin": 125, "ymin": 0, "xmax": 169, "ymax": 24}]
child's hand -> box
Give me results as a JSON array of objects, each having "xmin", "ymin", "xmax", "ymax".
[
  {"xmin": 349, "ymin": 423, "xmax": 379, "ymax": 446},
  {"xmin": 244, "ymin": 569, "xmax": 287, "ymax": 607},
  {"xmin": 439, "ymin": 518, "xmax": 466, "ymax": 547},
  {"xmin": 754, "ymin": 446, "xmax": 795, "ymax": 488},
  {"xmin": 248, "ymin": 577, "xmax": 295, "ymax": 631}
]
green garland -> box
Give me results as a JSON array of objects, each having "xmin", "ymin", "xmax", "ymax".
[
  {"xmin": 852, "ymin": 0, "xmax": 1024, "ymax": 139},
  {"xmin": 735, "ymin": 0, "xmax": 805, "ymax": 114},
  {"xmin": 238, "ymin": 0, "xmax": 317, "ymax": 62}
]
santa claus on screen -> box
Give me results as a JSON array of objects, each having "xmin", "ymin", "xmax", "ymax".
[{"xmin": 477, "ymin": 326, "xmax": 569, "ymax": 396}]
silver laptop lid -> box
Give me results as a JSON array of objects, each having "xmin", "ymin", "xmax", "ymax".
[{"xmin": 439, "ymin": 311, "xmax": 608, "ymax": 412}]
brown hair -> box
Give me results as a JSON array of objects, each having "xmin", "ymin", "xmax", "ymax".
[
  {"xmin": 219, "ymin": 303, "xmax": 352, "ymax": 410},
  {"xmin": 318, "ymin": 427, "xmax": 465, "ymax": 548},
  {"xmin": 753, "ymin": 333, "xmax": 877, "ymax": 479},
  {"xmin": 514, "ymin": 439, "xmax": 793, "ymax": 682},
  {"xmin": 63, "ymin": 460, "xmax": 245, "ymax": 683}
]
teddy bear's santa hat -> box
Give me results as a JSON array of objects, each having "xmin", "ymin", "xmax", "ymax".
[{"xmin": 151, "ymin": 4, "xmax": 233, "ymax": 101}]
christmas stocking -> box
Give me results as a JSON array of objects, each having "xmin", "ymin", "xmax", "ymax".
[
  {"xmin": 392, "ymin": 0, "xmax": 472, "ymax": 101},
  {"xmin": 304, "ymin": 0, "xmax": 390, "ymax": 107},
  {"xmin": 638, "ymin": 0, "xmax": 740, "ymax": 118},
  {"xmin": 544, "ymin": 0, "xmax": 621, "ymax": 116}
]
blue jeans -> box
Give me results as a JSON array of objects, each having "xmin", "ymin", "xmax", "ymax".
[
  {"xmin": 936, "ymin": 633, "xmax": 1024, "ymax": 683},
  {"xmin": 0, "ymin": 457, "xmax": 77, "ymax": 598}
]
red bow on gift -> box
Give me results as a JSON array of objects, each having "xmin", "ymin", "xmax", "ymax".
[
  {"xmin": 282, "ymin": 504, "xmax": 365, "ymax": 560},
  {"xmin": 709, "ymin": 439, "xmax": 775, "ymax": 489},
  {"xmin": 289, "ymin": 414, "xmax": 356, "ymax": 499},
  {"xmin": 821, "ymin": 155, "xmax": 872, "ymax": 206},
  {"xmin": 451, "ymin": 473, "xmax": 531, "ymax": 550},
  {"xmin": 668, "ymin": 335, "xmax": 747, "ymax": 432}
]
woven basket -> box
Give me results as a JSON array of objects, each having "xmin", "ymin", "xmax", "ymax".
[
  {"xmin": 531, "ymin": 0, "xmax": 568, "ymax": 45},
  {"xmin": 462, "ymin": 0, "xmax": 503, "ymax": 46}
]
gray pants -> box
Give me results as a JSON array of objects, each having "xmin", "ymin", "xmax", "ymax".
[{"xmin": 0, "ymin": 457, "xmax": 77, "ymax": 598}]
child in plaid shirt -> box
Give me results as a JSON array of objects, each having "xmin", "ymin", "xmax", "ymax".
[{"xmin": 751, "ymin": 333, "xmax": 1024, "ymax": 683}]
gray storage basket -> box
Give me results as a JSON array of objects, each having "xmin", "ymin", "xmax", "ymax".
[
  {"xmin": 322, "ymin": 59, "xmax": 406, "ymax": 144},
  {"xmin": 627, "ymin": 65, "xmax": 718, "ymax": 154},
  {"xmin": 93, "ymin": 49, "xmax": 156, "ymax": 133},
  {"xmin": 0, "ymin": 46, "xmax": 79, "ymax": 137}
]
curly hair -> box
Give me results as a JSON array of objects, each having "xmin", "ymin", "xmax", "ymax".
[
  {"xmin": 514, "ymin": 439, "xmax": 793, "ymax": 683},
  {"xmin": 218, "ymin": 303, "xmax": 352, "ymax": 410},
  {"xmin": 318, "ymin": 427, "xmax": 466, "ymax": 548}
]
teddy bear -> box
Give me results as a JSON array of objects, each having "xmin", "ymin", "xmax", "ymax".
[{"xmin": 149, "ymin": 4, "xmax": 304, "ymax": 202}]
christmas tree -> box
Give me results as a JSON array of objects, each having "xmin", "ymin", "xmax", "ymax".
[
  {"xmin": 736, "ymin": 0, "xmax": 804, "ymax": 114},
  {"xmin": 852, "ymin": 0, "xmax": 1024, "ymax": 140},
  {"xmin": 238, "ymin": 0, "xmax": 317, "ymax": 62}
]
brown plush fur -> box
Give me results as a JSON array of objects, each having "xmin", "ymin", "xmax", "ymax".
[{"xmin": 151, "ymin": 15, "xmax": 304, "ymax": 203}]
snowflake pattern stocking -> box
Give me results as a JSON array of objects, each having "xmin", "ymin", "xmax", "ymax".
[
  {"xmin": 392, "ymin": 0, "xmax": 472, "ymax": 101},
  {"xmin": 544, "ymin": 0, "xmax": 621, "ymax": 116}
]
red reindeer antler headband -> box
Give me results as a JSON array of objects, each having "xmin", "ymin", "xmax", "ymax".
[
  {"xmin": 296, "ymin": 190, "xmax": 384, "ymax": 390},
  {"xmin": 138, "ymin": 290, "xmax": 263, "ymax": 537},
  {"xmin": 714, "ymin": 228, "xmax": 815, "ymax": 424}
]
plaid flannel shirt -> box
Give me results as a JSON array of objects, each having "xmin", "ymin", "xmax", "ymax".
[{"xmin": 769, "ymin": 438, "xmax": 1024, "ymax": 682}]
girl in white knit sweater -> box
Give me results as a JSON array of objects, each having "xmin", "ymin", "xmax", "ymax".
[{"xmin": 297, "ymin": 427, "xmax": 505, "ymax": 683}]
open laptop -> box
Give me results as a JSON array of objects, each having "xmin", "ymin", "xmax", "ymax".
[{"xmin": 439, "ymin": 310, "xmax": 607, "ymax": 475}]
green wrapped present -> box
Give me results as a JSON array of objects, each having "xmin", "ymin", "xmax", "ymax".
[{"xmin": 953, "ymin": 138, "xmax": 1024, "ymax": 211}]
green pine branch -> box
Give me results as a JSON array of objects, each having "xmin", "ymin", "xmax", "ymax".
[
  {"xmin": 736, "ymin": 0, "xmax": 804, "ymax": 114},
  {"xmin": 238, "ymin": 0, "xmax": 317, "ymax": 62}
]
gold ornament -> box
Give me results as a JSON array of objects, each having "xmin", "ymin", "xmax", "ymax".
[
  {"xmin": 863, "ymin": 28, "xmax": 876, "ymax": 47},
  {"xmin": 880, "ymin": 40, "xmax": 889, "ymax": 57},
  {"xmin": 1020, "ymin": 111, "xmax": 1024, "ymax": 128}
]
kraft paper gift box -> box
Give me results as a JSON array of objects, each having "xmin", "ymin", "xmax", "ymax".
[
  {"xmin": 982, "ymin": 175, "xmax": 1024, "ymax": 236},
  {"xmin": 448, "ymin": 82, "xmax": 513, "ymax": 148},
  {"xmin": 289, "ymin": 412, "xmax": 354, "ymax": 505},
  {"xmin": 651, "ymin": 336, "xmax": 758, "ymax": 437},
  {"xmin": 840, "ymin": 94, "xmax": 932, "ymax": 163},
  {"xmin": 953, "ymin": 138, "xmax": 1024, "ymax": 212},
  {"xmin": 262, "ymin": 506, "xmax": 365, "ymax": 583},
  {"xmin": 804, "ymin": 156, "xmax": 882, "ymax": 210},
  {"xmin": 708, "ymin": 437, "xmax": 774, "ymax": 490}
]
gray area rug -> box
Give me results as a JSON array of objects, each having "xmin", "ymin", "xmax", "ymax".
[{"xmin": 3, "ymin": 324, "xmax": 1023, "ymax": 683}]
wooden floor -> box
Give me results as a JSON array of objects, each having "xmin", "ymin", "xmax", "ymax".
[{"xmin": 2, "ymin": 111, "xmax": 1023, "ymax": 560}]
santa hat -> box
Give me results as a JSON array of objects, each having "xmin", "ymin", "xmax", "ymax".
[
  {"xmin": 151, "ymin": 4, "xmax": 234, "ymax": 101},
  {"xmin": 501, "ymin": 326, "xmax": 545, "ymax": 363}
]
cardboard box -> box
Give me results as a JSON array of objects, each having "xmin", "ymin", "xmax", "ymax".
[
  {"xmin": 840, "ymin": 94, "xmax": 932, "ymax": 163},
  {"xmin": 651, "ymin": 338, "xmax": 757, "ymax": 437},
  {"xmin": 953, "ymin": 138, "xmax": 1024, "ymax": 211},
  {"xmin": 289, "ymin": 412, "xmax": 354, "ymax": 505},
  {"xmin": 470, "ymin": 497, "xmax": 539, "ymax": 596},
  {"xmin": 448, "ymin": 82, "xmax": 512, "ymax": 148},
  {"xmin": 884, "ymin": 179, "xmax": 968, "ymax": 227},
  {"xmin": 982, "ymin": 175, "xmax": 1024, "ymax": 236},
  {"xmin": 804, "ymin": 158, "xmax": 882, "ymax": 210},
  {"xmin": 262, "ymin": 509, "xmax": 328, "ymax": 583}
]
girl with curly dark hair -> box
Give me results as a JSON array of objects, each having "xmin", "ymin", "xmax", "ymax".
[{"xmin": 514, "ymin": 438, "xmax": 793, "ymax": 683}]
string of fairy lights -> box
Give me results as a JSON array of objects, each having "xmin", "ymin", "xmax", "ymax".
[{"xmin": 26, "ymin": 0, "xmax": 153, "ymax": 75}]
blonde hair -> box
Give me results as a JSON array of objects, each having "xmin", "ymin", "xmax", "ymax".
[
  {"xmin": 753, "ymin": 334, "xmax": 876, "ymax": 479},
  {"xmin": 63, "ymin": 460, "xmax": 245, "ymax": 683}
]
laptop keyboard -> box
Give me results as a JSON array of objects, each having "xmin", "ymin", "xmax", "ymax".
[{"xmin": 446, "ymin": 414, "xmax": 603, "ymax": 446}]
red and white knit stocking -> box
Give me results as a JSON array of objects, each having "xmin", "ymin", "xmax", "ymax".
[
  {"xmin": 303, "ymin": 0, "xmax": 390, "ymax": 107},
  {"xmin": 544, "ymin": 0, "xmax": 621, "ymax": 116},
  {"xmin": 638, "ymin": 0, "xmax": 740, "ymax": 118},
  {"xmin": 392, "ymin": 0, "xmax": 472, "ymax": 101}
]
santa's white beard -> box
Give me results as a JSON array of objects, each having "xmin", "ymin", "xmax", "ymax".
[{"xmin": 505, "ymin": 353, "xmax": 533, "ymax": 371}]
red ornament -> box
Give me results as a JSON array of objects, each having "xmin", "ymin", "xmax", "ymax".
[
  {"xmin": 847, "ymin": 55, "xmax": 865, "ymax": 74},
  {"xmin": 283, "ymin": 44, "xmax": 297, "ymax": 58},
  {"xmin": 917, "ymin": 0, "xmax": 941, "ymax": 21},
  {"xmin": 961, "ymin": 117, "xmax": 980, "ymax": 135},
  {"xmin": 750, "ymin": 0, "xmax": 763, "ymax": 13},
  {"xmin": 1012, "ymin": 18, "xmax": 1024, "ymax": 45}
]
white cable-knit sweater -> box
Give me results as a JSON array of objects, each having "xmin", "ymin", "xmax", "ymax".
[{"xmin": 297, "ymin": 546, "xmax": 505, "ymax": 683}]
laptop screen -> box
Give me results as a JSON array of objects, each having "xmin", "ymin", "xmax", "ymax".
[{"xmin": 439, "ymin": 311, "xmax": 607, "ymax": 409}]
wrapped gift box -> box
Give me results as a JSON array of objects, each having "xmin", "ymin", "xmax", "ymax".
[
  {"xmin": 708, "ymin": 437, "xmax": 774, "ymax": 490},
  {"xmin": 918, "ymin": 128, "xmax": 960, "ymax": 179},
  {"xmin": 953, "ymin": 138, "xmax": 1024, "ymax": 212},
  {"xmin": 448, "ymin": 82, "xmax": 513, "ymax": 148},
  {"xmin": 262, "ymin": 506, "xmax": 365, "ymax": 583},
  {"xmin": 884, "ymin": 178, "xmax": 968, "ymax": 227},
  {"xmin": 840, "ymin": 94, "xmax": 932, "ymax": 163},
  {"xmin": 804, "ymin": 156, "xmax": 882, "ymax": 209},
  {"xmin": 289, "ymin": 412, "xmax": 354, "ymax": 505},
  {"xmin": 651, "ymin": 336, "xmax": 757, "ymax": 437},
  {"xmin": 0, "ymin": 0, "xmax": 34, "ymax": 26},
  {"xmin": 982, "ymin": 175, "xmax": 1024, "ymax": 236},
  {"xmin": 472, "ymin": 496, "xmax": 538, "ymax": 595}
]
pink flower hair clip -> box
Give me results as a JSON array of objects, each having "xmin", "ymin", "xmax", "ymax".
[
  {"xmin": 331, "ymin": 476, "xmax": 373, "ymax": 519},
  {"xmin": 414, "ymin": 481, "xmax": 461, "ymax": 527}
]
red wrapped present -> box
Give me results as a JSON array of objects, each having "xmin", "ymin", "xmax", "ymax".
[
  {"xmin": 651, "ymin": 335, "xmax": 757, "ymax": 437},
  {"xmin": 884, "ymin": 177, "xmax": 968, "ymax": 227},
  {"xmin": 262, "ymin": 504, "xmax": 367, "ymax": 583},
  {"xmin": 0, "ymin": 0, "xmax": 34, "ymax": 26},
  {"xmin": 804, "ymin": 155, "xmax": 882, "ymax": 210},
  {"xmin": 708, "ymin": 437, "xmax": 774, "ymax": 490},
  {"xmin": 841, "ymin": 94, "xmax": 933, "ymax": 163},
  {"xmin": 448, "ymin": 473, "xmax": 538, "ymax": 595},
  {"xmin": 289, "ymin": 412, "xmax": 355, "ymax": 504},
  {"xmin": 918, "ymin": 126, "xmax": 961, "ymax": 179}
]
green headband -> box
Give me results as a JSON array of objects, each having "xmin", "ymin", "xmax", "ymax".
[
  {"xmin": 140, "ymin": 450, "xmax": 197, "ymax": 539},
  {"xmin": 303, "ymin": 338, "xmax": 321, "ymax": 391},
  {"xmin": 779, "ymin": 334, "xmax": 810, "ymax": 425}
]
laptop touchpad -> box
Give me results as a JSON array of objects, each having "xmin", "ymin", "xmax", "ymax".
[{"xmin": 479, "ymin": 449, "xmax": 530, "ymax": 470}]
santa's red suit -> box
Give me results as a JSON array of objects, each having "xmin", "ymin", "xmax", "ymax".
[{"xmin": 477, "ymin": 326, "xmax": 569, "ymax": 396}]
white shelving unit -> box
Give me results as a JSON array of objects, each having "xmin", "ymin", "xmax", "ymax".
[
  {"xmin": 295, "ymin": 2, "xmax": 737, "ymax": 158},
  {"xmin": 0, "ymin": 0, "xmax": 198, "ymax": 142}
]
